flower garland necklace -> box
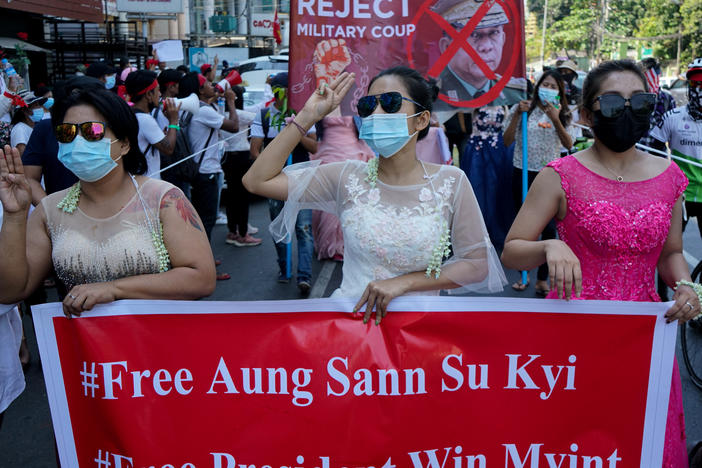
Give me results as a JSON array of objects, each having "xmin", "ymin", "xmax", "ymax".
[
  {"xmin": 365, "ymin": 157, "xmax": 451, "ymax": 279},
  {"xmin": 57, "ymin": 176, "xmax": 171, "ymax": 273}
]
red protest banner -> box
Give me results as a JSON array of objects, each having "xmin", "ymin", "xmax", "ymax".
[
  {"xmin": 34, "ymin": 297, "xmax": 674, "ymax": 468},
  {"xmin": 289, "ymin": 0, "xmax": 526, "ymax": 114}
]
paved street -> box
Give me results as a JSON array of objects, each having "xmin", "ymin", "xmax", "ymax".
[{"xmin": 1, "ymin": 198, "xmax": 701, "ymax": 467}]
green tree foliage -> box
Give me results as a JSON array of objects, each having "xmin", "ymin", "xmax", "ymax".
[{"xmin": 527, "ymin": 0, "xmax": 702, "ymax": 70}]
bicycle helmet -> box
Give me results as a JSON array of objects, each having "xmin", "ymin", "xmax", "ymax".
[{"xmin": 687, "ymin": 58, "xmax": 702, "ymax": 79}]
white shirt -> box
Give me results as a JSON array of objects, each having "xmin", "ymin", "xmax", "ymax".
[
  {"xmin": 250, "ymin": 105, "xmax": 282, "ymax": 139},
  {"xmin": 650, "ymin": 106, "xmax": 702, "ymax": 161},
  {"xmin": 0, "ymin": 304, "xmax": 24, "ymax": 413},
  {"xmin": 221, "ymin": 109, "xmax": 255, "ymax": 152},
  {"xmin": 135, "ymin": 112, "xmax": 166, "ymax": 180},
  {"xmin": 151, "ymin": 106, "xmax": 169, "ymax": 134},
  {"xmin": 10, "ymin": 122, "xmax": 33, "ymax": 147},
  {"xmin": 189, "ymin": 104, "xmax": 224, "ymax": 174}
]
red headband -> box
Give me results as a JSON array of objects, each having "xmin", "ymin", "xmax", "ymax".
[
  {"xmin": 3, "ymin": 91, "xmax": 26, "ymax": 108},
  {"xmin": 197, "ymin": 74, "xmax": 207, "ymax": 87},
  {"xmin": 146, "ymin": 59, "xmax": 159, "ymax": 67},
  {"xmin": 135, "ymin": 79, "xmax": 159, "ymax": 97},
  {"xmin": 164, "ymin": 81, "xmax": 178, "ymax": 88}
]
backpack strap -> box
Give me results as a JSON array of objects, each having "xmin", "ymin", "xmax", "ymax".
[
  {"xmin": 194, "ymin": 103, "xmax": 218, "ymax": 171},
  {"xmin": 261, "ymin": 107, "xmax": 270, "ymax": 144}
]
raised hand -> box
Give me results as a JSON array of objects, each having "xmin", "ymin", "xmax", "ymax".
[
  {"xmin": 0, "ymin": 145, "xmax": 32, "ymax": 215},
  {"xmin": 544, "ymin": 102, "xmax": 560, "ymax": 122},
  {"xmin": 300, "ymin": 72, "xmax": 356, "ymax": 123},
  {"xmin": 313, "ymin": 39, "xmax": 352, "ymax": 88},
  {"xmin": 164, "ymin": 98, "xmax": 180, "ymax": 124}
]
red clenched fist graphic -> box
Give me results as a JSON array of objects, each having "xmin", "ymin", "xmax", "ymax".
[{"xmin": 313, "ymin": 39, "xmax": 352, "ymax": 89}]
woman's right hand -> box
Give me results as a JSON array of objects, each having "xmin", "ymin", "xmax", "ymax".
[
  {"xmin": 544, "ymin": 239, "xmax": 582, "ymax": 300},
  {"xmin": 517, "ymin": 100, "xmax": 531, "ymax": 113},
  {"xmin": 0, "ymin": 145, "xmax": 32, "ymax": 215},
  {"xmin": 299, "ymin": 71, "xmax": 356, "ymax": 124}
]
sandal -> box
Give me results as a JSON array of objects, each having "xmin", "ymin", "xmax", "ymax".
[
  {"xmin": 511, "ymin": 280, "xmax": 529, "ymax": 292},
  {"xmin": 534, "ymin": 280, "xmax": 550, "ymax": 297},
  {"xmin": 216, "ymin": 272, "xmax": 231, "ymax": 281}
]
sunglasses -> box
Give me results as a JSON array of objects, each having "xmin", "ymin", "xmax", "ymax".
[
  {"xmin": 594, "ymin": 93, "xmax": 656, "ymax": 119},
  {"xmin": 357, "ymin": 92, "xmax": 425, "ymax": 118},
  {"xmin": 55, "ymin": 122, "xmax": 107, "ymax": 143},
  {"xmin": 689, "ymin": 80, "xmax": 702, "ymax": 90}
]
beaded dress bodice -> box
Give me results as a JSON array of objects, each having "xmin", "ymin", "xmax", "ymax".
[
  {"xmin": 272, "ymin": 160, "xmax": 506, "ymax": 297},
  {"xmin": 41, "ymin": 178, "xmax": 173, "ymax": 291},
  {"xmin": 547, "ymin": 156, "xmax": 688, "ymax": 301}
]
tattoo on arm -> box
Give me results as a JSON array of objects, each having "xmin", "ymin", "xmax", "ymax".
[{"xmin": 161, "ymin": 188, "xmax": 203, "ymax": 231}]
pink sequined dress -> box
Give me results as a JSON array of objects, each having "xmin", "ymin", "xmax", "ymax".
[
  {"xmin": 309, "ymin": 116, "xmax": 374, "ymax": 260},
  {"xmin": 547, "ymin": 155, "xmax": 689, "ymax": 467}
]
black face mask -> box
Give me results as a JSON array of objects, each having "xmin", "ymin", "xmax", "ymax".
[
  {"xmin": 562, "ymin": 72, "xmax": 576, "ymax": 85},
  {"xmin": 592, "ymin": 107, "xmax": 650, "ymax": 153}
]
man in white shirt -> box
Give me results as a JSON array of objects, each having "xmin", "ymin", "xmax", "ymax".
[
  {"xmin": 222, "ymin": 85, "xmax": 261, "ymax": 247},
  {"xmin": 177, "ymin": 72, "xmax": 239, "ymax": 243},
  {"xmin": 125, "ymin": 70, "xmax": 179, "ymax": 179},
  {"xmin": 152, "ymin": 69, "xmax": 184, "ymax": 132}
]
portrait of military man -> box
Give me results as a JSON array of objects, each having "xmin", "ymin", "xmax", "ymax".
[{"xmin": 432, "ymin": 0, "xmax": 526, "ymax": 110}]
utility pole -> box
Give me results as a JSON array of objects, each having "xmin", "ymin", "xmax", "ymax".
[
  {"xmin": 540, "ymin": 0, "xmax": 548, "ymax": 70},
  {"xmin": 246, "ymin": 0, "xmax": 253, "ymax": 49}
]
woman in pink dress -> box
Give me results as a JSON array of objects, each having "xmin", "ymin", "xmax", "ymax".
[
  {"xmin": 310, "ymin": 115, "xmax": 374, "ymax": 261},
  {"xmin": 502, "ymin": 60, "xmax": 698, "ymax": 466}
]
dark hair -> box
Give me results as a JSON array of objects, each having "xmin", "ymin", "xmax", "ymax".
[
  {"xmin": 640, "ymin": 57, "xmax": 659, "ymax": 71},
  {"xmin": 368, "ymin": 66, "xmax": 433, "ymax": 140},
  {"xmin": 178, "ymin": 72, "xmax": 201, "ymax": 98},
  {"xmin": 51, "ymin": 76, "xmax": 105, "ymax": 122},
  {"xmin": 11, "ymin": 107, "xmax": 30, "ymax": 126},
  {"xmin": 36, "ymin": 85, "xmax": 52, "ymax": 97},
  {"xmin": 233, "ymin": 85, "xmax": 244, "ymax": 110},
  {"xmin": 176, "ymin": 65, "xmax": 190, "ymax": 74},
  {"xmin": 125, "ymin": 70, "xmax": 158, "ymax": 103},
  {"xmin": 529, "ymin": 69, "xmax": 571, "ymax": 127},
  {"xmin": 582, "ymin": 60, "xmax": 649, "ymax": 111},
  {"xmin": 158, "ymin": 69, "xmax": 183, "ymax": 93},
  {"xmin": 53, "ymin": 89, "xmax": 146, "ymax": 175}
]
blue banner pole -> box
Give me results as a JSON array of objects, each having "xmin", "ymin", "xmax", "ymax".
[
  {"xmin": 285, "ymin": 154, "xmax": 293, "ymax": 279},
  {"xmin": 521, "ymin": 112, "xmax": 528, "ymax": 286}
]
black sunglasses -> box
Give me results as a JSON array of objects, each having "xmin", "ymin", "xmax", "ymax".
[
  {"xmin": 55, "ymin": 121, "xmax": 107, "ymax": 143},
  {"xmin": 357, "ymin": 92, "xmax": 425, "ymax": 118},
  {"xmin": 595, "ymin": 93, "xmax": 656, "ymax": 119}
]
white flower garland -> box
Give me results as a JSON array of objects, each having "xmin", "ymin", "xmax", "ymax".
[{"xmin": 365, "ymin": 158, "xmax": 452, "ymax": 279}]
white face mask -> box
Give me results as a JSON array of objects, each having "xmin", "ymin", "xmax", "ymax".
[{"xmin": 359, "ymin": 112, "xmax": 421, "ymax": 158}]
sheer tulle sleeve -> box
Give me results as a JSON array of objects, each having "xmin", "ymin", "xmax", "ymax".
[
  {"xmin": 442, "ymin": 171, "xmax": 507, "ymax": 293},
  {"xmin": 269, "ymin": 160, "xmax": 351, "ymax": 243}
]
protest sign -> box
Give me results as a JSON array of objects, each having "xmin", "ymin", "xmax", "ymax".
[
  {"xmin": 34, "ymin": 297, "xmax": 674, "ymax": 468},
  {"xmin": 116, "ymin": 0, "xmax": 183, "ymax": 13},
  {"xmin": 153, "ymin": 40, "xmax": 184, "ymax": 63},
  {"xmin": 289, "ymin": 0, "xmax": 526, "ymax": 113}
]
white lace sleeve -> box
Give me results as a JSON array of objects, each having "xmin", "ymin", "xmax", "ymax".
[
  {"xmin": 269, "ymin": 160, "xmax": 351, "ymax": 242},
  {"xmin": 442, "ymin": 172, "xmax": 507, "ymax": 293}
]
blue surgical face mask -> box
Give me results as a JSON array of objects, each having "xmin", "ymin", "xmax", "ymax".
[
  {"xmin": 105, "ymin": 74, "xmax": 116, "ymax": 90},
  {"xmin": 58, "ymin": 136, "xmax": 120, "ymax": 182},
  {"xmin": 30, "ymin": 108, "xmax": 44, "ymax": 123},
  {"xmin": 538, "ymin": 87, "xmax": 560, "ymax": 106},
  {"xmin": 44, "ymin": 97, "xmax": 54, "ymax": 110},
  {"xmin": 359, "ymin": 113, "xmax": 420, "ymax": 158}
]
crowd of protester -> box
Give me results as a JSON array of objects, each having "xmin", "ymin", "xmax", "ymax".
[{"xmin": 1, "ymin": 49, "xmax": 702, "ymax": 465}]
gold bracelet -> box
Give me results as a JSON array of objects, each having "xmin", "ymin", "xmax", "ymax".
[{"xmin": 289, "ymin": 120, "xmax": 307, "ymax": 136}]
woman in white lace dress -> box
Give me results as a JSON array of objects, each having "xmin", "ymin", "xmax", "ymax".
[
  {"xmin": 244, "ymin": 67, "xmax": 505, "ymax": 324},
  {"xmin": 0, "ymin": 88, "xmax": 216, "ymax": 317}
]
